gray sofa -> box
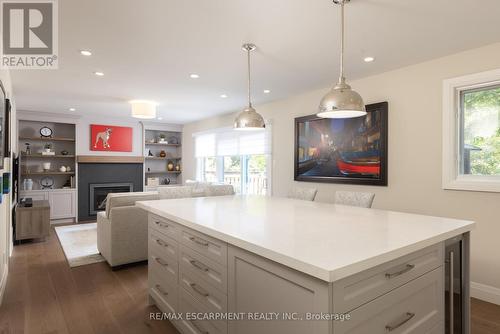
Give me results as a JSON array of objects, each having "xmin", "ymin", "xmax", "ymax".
[{"xmin": 96, "ymin": 184, "xmax": 234, "ymax": 268}]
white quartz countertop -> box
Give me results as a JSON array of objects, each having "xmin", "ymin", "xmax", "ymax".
[{"xmin": 137, "ymin": 195, "xmax": 474, "ymax": 282}]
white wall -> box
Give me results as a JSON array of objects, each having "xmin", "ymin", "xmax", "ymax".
[
  {"xmin": 182, "ymin": 42, "xmax": 500, "ymax": 303},
  {"xmin": 0, "ymin": 67, "xmax": 15, "ymax": 304}
]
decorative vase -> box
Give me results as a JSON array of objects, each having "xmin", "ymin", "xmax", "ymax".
[
  {"xmin": 42, "ymin": 162, "xmax": 51, "ymax": 171},
  {"xmin": 175, "ymin": 164, "xmax": 180, "ymax": 171},
  {"xmin": 59, "ymin": 166, "xmax": 67, "ymax": 172},
  {"xmin": 167, "ymin": 161, "xmax": 174, "ymax": 171},
  {"xmin": 159, "ymin": 150, "xmax": 166, "ymax": 158},
  {"xmin": 23, "ymin": 179, "xmax": 33, "ymax": 190}
]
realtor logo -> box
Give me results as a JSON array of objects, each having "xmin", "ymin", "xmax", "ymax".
[{"xmin": 1, "ymin": 0, "xmax": 58, "ymax": 69}]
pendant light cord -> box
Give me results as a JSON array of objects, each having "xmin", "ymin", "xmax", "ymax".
[
  {"xmin": 339, "ymin": 0, "xmax": 345, "ymax": 84},
  {"xmin": 247, "ymin": 47, "xmax": 252, "ymax": 108}
]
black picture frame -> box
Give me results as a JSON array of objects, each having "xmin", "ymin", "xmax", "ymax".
[
  {"xmin": 0, "ymin": 81, "xmax": 5, "ymax": 170},
  {"xmin": 294, "ymin": 101, "xmax": 388, "ymax": 186}
]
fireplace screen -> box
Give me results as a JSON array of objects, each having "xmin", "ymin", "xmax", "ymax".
[{"xmin": 89, "ymin": 183, "xmax": 133, "ymax": 216}]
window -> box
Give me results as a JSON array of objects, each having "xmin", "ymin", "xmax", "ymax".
[
  {"xmin": 194, "ymin": 127, "xmax": 271, "ymax": 195},
  {"xmin": 443, "ymin": 69, "xmax": 500, "ymax": 192}
]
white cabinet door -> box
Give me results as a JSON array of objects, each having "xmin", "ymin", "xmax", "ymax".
[
  {"xmin": 48, "ymin": 190, "xmax": 76, "ymax": 219},
  {"xmin": 228, "ymin": 246, "xmax": 330, "ymax": 334}
]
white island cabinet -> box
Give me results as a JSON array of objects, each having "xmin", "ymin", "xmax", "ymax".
[{"xmin": 137, "ymin": 196, "xmax": 474, "ymax": 334}]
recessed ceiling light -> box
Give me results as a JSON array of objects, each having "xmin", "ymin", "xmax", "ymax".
[
  {"xmin": 94, "ymin": 71, "xmax": 104, "ymax": 76},
  {"xmin": 80, "ymin": 50, "xmax": 92, "ymax": 56},
  {"xmin": 220, "ymin": 94, "xmax": 228, "ymax": 98},
  {"xmin": 263, "ymin": 89, "xmax": 271, "ymax": 94},
  {"xmin": 157, "ymin": 117, "xmax": 163, "ymax": 120},
  {"xmin": 190, "ymin": 73, "xmax": 200, "ymax": 79},
  {"xmin": 69, "ymin": 107, "xmax": 76, "ymax": 111},
  {"xmin": 363, "ymin": 56, "xmax": 375, "ymax": 63}
]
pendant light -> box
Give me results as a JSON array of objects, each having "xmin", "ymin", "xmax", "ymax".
[
  {"xmin": 234, "ymin": 43, "xmax": 265, "ymax": 130},
  {"xmin": 130, "ymin": 100, "xmax": 157, "ymax": 119},
  {"xmin": 317, "ymin": 0, "xmax": 366, "ymax": 119}
]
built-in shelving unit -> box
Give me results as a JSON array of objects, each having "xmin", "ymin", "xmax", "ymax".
[
  {"xmin": 19, "ymin": 136, "xmax": 75, "ymax": 142},
  {"xmin": 144, "ymin": 129, "xmax": 182, "ymax": 188},
  {"xmin": 22, "ymin": 171, "xmax": 76, "ymax": 176},
  {"xmin": 22, "ymin": 154, "xmax": 76, "ymax": 158},
  {"xmin": 18, "ymin": 119, "xmax": 78, "ymax": 223},
  {"xmin": 145, "ymin": 156, "xmax": 181, "ymax": 160},
  {"xmin": 145, "ymin": 142, "xmax": 181, "ymax": 147},
  {"xmin": 18, "ymin": 120, "xmax": 77, "ymax": 190}
]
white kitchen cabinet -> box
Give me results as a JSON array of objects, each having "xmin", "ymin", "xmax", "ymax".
[{"xmin": 20, "ymin": 189, "xmax": 77, "ymax": 221}]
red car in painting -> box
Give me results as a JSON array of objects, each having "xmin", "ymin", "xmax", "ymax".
[{"xmin": 337, "ymin": 151, "xmax": 380, "ymax": 176}]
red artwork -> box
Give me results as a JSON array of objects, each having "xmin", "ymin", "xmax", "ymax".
[{"xmin": 90, "ymin": 124, "xmax": 133, "ymax": 152}]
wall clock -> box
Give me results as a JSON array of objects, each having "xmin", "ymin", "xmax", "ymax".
[
  {"xmin": 40, "ymin": 177, "xmax": 54, "ymax": 189},
  {"xmin": 40, "ymin": 126, "xmax": 53, "ymax": 138}
]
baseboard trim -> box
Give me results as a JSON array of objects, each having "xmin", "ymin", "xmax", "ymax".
[
  {"xmin": 471, "ymin": 281, "xmax": 500, "ymax": 306},
  {"xmin": 0, "ymin": 264, "xmax": 8, "ymax": 306}
]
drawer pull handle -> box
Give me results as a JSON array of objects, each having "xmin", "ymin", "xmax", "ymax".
[
  {"xmin": 155, "ymin": 239, "xmax": 168, "ymax": 247},
  {"xmin": 385, "ymin": 312, "xmax": 415, "ymax": 332},
  {"xmin": 385, "ymin": 264, "xmax": 415, "ymax": 279},
  {"xmin": 155, "ymin": 221, "xmax": 169, "ymax": 228},
  {"xmin": 190, "ymin": 283, "xmax": 210, "ymax": 297},
  {"xmin": 154, "ymin": 257, "xmax": 168, "ymax": 267},
  {"xmin": 189, "ymin": 236, "xmax": 209, "ymax": 247},
  {"xmin": 190, "ymin": 259, "xmax": 210, "ymax": 272},
  {"xmin": 155, "ymin": 284, "xmax": 169, "ymax": 296},
  {"xmin": 191, "ymin": 320, "xmax": 210, "ymax": 334}
]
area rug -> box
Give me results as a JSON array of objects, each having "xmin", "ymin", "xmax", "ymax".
[{"xmin": 55, "ymin": 223, "xmax": 106, "ymax": 267}]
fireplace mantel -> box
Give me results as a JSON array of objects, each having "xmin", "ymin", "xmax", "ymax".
[{"xmin": 77, "ymin": 155, "xmax": 144, "ymax": 164}]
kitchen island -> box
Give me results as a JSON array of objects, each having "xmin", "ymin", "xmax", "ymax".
[{"xmin": 137, "ymin": 195, "xmax": 474, "ymax": 334}]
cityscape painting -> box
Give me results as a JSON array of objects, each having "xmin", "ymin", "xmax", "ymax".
[{"xmin": 294, "ymin": 102, "xmax": 388, "ymax": 185}]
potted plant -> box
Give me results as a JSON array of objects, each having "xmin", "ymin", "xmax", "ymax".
[
  {"xmin": 158, "ymin": 134, "xmax": 167, "ymax": 143},
  {"xmin": 44, "ymin": 143, "xmax": 52, "ymax": 152}
]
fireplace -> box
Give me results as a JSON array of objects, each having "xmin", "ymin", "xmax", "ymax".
[
  {"xmin": 89, "ymin": 183, "xmax": 134, "ymax": 215},
  {"xmin": 78, "ymin": 161, "xmax": 143, "ymax": 221}
]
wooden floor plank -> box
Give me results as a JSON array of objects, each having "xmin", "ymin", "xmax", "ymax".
[
  {"xmin": 0, "ymin": 227, "xmax": 177, "ymax": 334},
  {"xmin": 1, "ymin": 226, "xmax": 499, "ymax": 334}
]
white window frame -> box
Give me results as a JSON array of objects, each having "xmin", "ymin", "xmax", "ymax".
[{"xmin": 442, "ymin": 68, "xmax": 500, "ymax": 192}]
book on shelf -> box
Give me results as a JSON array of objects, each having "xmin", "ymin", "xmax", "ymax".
[{"xmin": 41, "ymin": 151, "xmax": 55, "ymax": 156}]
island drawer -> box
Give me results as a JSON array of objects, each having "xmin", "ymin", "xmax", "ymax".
[
  {"xmin": 149, "ymin": 273, "xmax": 178, "ymax": 314},
  {"xmin": 179, "ymin": 286, "xmax": 227, "ymax": 334},
  {"xmin": 149, "ymin": 214, "xmax": 179, "ymax": 240},
  {"xmin": 180, "ymin": 245, "xmax": 228, "ymax": 293},
  {"xmin": 149, "ymin": 229, "xmax": 178, "ymax": 262},
  {"xmin": 179, "ymin": 265, "xmax": 228, "ymax": 314},
  {"xmin": 333, "ymin": 243, "xmax": 444, "ymax": 313},
  {"xmin": 180, "ymin": 226, "xmax": 227, "ymax": 266},
  {"xmin": 149, "ymin": 249, "xmax": 178, "ymax": 287},
  {"xmin": 334, "ymin": 266, "xmax": 443, "ymax": 334}
]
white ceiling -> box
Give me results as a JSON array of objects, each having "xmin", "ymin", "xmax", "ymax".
[{"xmin": 11, "ymin": 0, "xmax": 500, "ymax": 124}]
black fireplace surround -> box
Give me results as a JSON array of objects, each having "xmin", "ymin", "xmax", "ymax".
[{"xmin": 78, "ymin": 163, "xmax": 143, "ymax": 221}]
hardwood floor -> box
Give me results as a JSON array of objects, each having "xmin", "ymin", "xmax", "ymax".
[
  {"xmin": 0, "ymin": 226, "xmax": 499, "ymax": 333},
  {"xmin": 471, "ymin": 298, "xmax": 500, "ymax": 334},
  {"xmin": 0, "ymin": 227, "xmax": 178, "ymax": 334}
]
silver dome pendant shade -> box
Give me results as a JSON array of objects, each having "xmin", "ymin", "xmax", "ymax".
[
  {"xmin": 317, "ymin": 0, "xmax": 366, "ymax": 119},
  {"xmin": 234, "ymin": 43, "xmax": 265, "ymax": 130}
]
